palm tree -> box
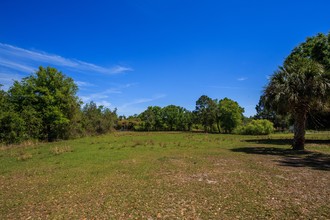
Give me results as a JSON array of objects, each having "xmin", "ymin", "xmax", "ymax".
[{"xmin": 264, "ymin": 57, "xmax": 330, "ymax": 150}]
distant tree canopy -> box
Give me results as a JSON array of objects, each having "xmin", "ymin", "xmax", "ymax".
[
  {"xmin": 116, "ymin": 96, "xmax": 245, "ymax": 133},
  {"xmin": 263, "ymin": 32, "xmax": 330, "ymax": 150},
  {"xmin": 82, "ymin": 101, "xmax": 117, "ymax": 135},
  {"xmin": 218, "ymin": 98, "xmax": 244, "ymax": 133},
  {"xmin": 136, "ymin": 105, "xmax": 192, "ymax": 131},
  {"xmin": 195, "ymin": 95, "xmax": 217, "ymax": 132},
  {"xmin": 193, "ymin": 96, "xmax": 244, "ymax": 133}
]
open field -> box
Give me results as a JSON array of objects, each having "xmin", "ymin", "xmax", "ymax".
[{"xmin": 1, "ymin": 132, "xmax": 329, "ymax": 219}]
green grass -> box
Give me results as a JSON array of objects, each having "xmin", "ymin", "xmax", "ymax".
[{"xmin": 1, "ymin": 132, "xmax": 329, "ymax": 219}]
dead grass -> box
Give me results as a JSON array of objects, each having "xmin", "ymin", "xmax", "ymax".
[
  {"xmin": 50, "ymin": 145, "xmax": 73, "ymax": 155},
  {"xmin": 16, "ymin": 152, "xmax": 32, "ymax": 161}
]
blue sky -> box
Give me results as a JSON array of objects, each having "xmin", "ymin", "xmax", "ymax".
[{"xmin": 1, "ymin": 0, "xmax": 329, "ymax": 116}]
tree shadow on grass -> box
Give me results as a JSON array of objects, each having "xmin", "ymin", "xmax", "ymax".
[
  {"xmin": 231, "ymin": 147, "xmax": 330, "ymax": 171},
  {"xmin": 244, "ymin": 139, "xmax": 330, "ymax": 146}
]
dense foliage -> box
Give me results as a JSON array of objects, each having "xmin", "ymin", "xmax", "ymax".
[
  {"xmin": 254, "ymin": 95, "xmax": 291, "ymax": 130},
  {"xmin": 236, "ymin": 119, "xmax": 274, "ymax": 135},
  {"xmin": 263, "ymin": 33, "xmax": 330, "ymax": 150},
  {"xmin": 218, "ymin": 98, "xmax": 244, "ymax": 133},
  {"xmin": 0, "ymin": 67, "xmax": 117, "ymax": 144},
  {"xmin": 117, "ymin": 96, "xmax": 245, "ymax": 133}
]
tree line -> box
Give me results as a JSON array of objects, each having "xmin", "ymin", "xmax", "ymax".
[
  {"xmin": 1, "ymin": 32, "xmax": 329, "ymax": 150},
  {"xmin": 117, "ymin": 96, "xmax": 248, "ymax": 133},
  {"xmin": 0, "ymin": 66, "xmax": 269, "ymax": 144}
]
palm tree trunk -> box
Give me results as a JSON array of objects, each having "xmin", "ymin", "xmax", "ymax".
[{"xmin": 293, "ymin": 110, "xmax": 307, "ymax": 150}]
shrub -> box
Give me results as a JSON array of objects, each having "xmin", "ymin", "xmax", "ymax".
[
  {"xmin": 237, "ymin": 119, "xmax": 274, "ymax": 135},
  {"xmin": 0, "ymin": 112, "xmax": 26, "ymax": 144}
]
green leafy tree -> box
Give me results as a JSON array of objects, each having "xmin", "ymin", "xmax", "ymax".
[
  {"xmin": 8, "ymin": 66, "xmax": 81, "ymax": 141},
  {"xmin": 218, "ymin": 98, "xmax": 244, "ymax": 133},
  {"xmin": 82, "ymin": 102, "xmax": 117, "ymax": 135},
  {"xmin": 285, "ymin": 33, "xmax": 330, "ymax": 70},
  {"xmin": 181, "ymin": 109, "xmax": 193, "ymax": 131},
  {"xmin": 0, "ymin": 85, "xmax": 27, "ymax": 144},
  {"xmin": 151, "ymin": 106, "xmax": 164, "ymax": 130},
  {"xmin": 195, "ymin": 95, "xmax": 217, "ymax": 132},
  {"xmin": 139, "ymin": 106, "xmax": 157, "ymax": 131},
  {"xmin": 0, "ymin": 84, "xmax": 7, "ymax": 112},
  {"xmin": 162, "ymin": 105, "xmax": 181, "ymax": 131}
]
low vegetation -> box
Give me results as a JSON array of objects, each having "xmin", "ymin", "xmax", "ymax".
[
  {"xmin": 236, "ymin": 119, "xmax": 274, "ymax": 135},
  {"xmin": 1, "ymin": 132, "xmax": 329, "ymax": 219}
]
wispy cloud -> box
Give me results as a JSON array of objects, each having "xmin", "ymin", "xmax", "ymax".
[
  {"xmin": 0, "ymin": 59, "xmax": 35, "ymax": 73},
  {"xmin": 80, "ymin": 83, "xmax": 137, "ymax": 104},
  {"xmin": 237, "ymin": 77, "xmax": 248, "ymax": 81},
  {"xmin": 0, "ymin": 43, "xmax": 133, "ymax": 75},
  {"xmin": 76, "ymin": 81, "xmax": 95, "ymax": 87},
  {"xmin": 110, "ymin": 66, "xmax": 134, "ymax": 74},
  {"xmin": 120, "ymin": 94, "xmax": 166, "ymax": 109},
  {"xmin": 80, "ymin": 89, "xmax": 122, "ymax": 103}
]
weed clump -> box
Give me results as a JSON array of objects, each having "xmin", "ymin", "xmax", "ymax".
[
  {"xmin": 50, "ymin": 145, "xmax": 73, "ymax": 155},
  {"xmin": 17, "ymin": 152, "xmax": 32, "ymax": 161}
]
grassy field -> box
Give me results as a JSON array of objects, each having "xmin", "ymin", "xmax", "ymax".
[{"xmin": 1, "ymin": 132, "xmax": 329, "ymax": 219}]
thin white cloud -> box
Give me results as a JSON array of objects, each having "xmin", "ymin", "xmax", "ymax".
[
  {"xmin": 237, "ymin": 77, "xmax": 248, "ymax": 81},
  {"xmin": 120, "ymin": 94, "xmax": 166, "ymax": 109},
  {"xmin": 0, "ymin": 59, "xmax": 36, "ymax": 73},
  {"xmin": 80, "ymin": 89, "xmax": 122, "ymax": 103},
  {"xmin": 0, "ymin": 43, "xmax": 133, "ymax": 75},
  {"xmin": 110, "ymin": 66, "xmax": 134, "ymax": 74},
  {"xmin": 80, "ymin": 83, "xmax": 137, "ymax": 105},
  {"xmin": 76, "ymin": 81, "xmax": 95, "ymax": 87}
]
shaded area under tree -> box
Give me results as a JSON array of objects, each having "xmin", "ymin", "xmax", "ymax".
[
  {"xmin": 231, "ymin": 145, "xmax": 330, "ymax": 171},
  {"xmin": 244, "ymin": 138, "xmax": 330, "ymax": 146}
]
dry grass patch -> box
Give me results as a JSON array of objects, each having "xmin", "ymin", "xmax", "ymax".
[
  {"xmin": 16, "ymin": 152, "xmax": 32, "ymax": 161},
  {"xmin": 50, "ymin": 145, "xmax": 73, "ymax": 155}
]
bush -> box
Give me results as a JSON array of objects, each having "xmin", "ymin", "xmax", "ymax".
[
  {"xmin": 237, "ymin": 119, "xmax": 274, "ymax": 135},
  {"xmin": 0, "ymin": 112, "xmax": 26, "ymax": 144}
]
